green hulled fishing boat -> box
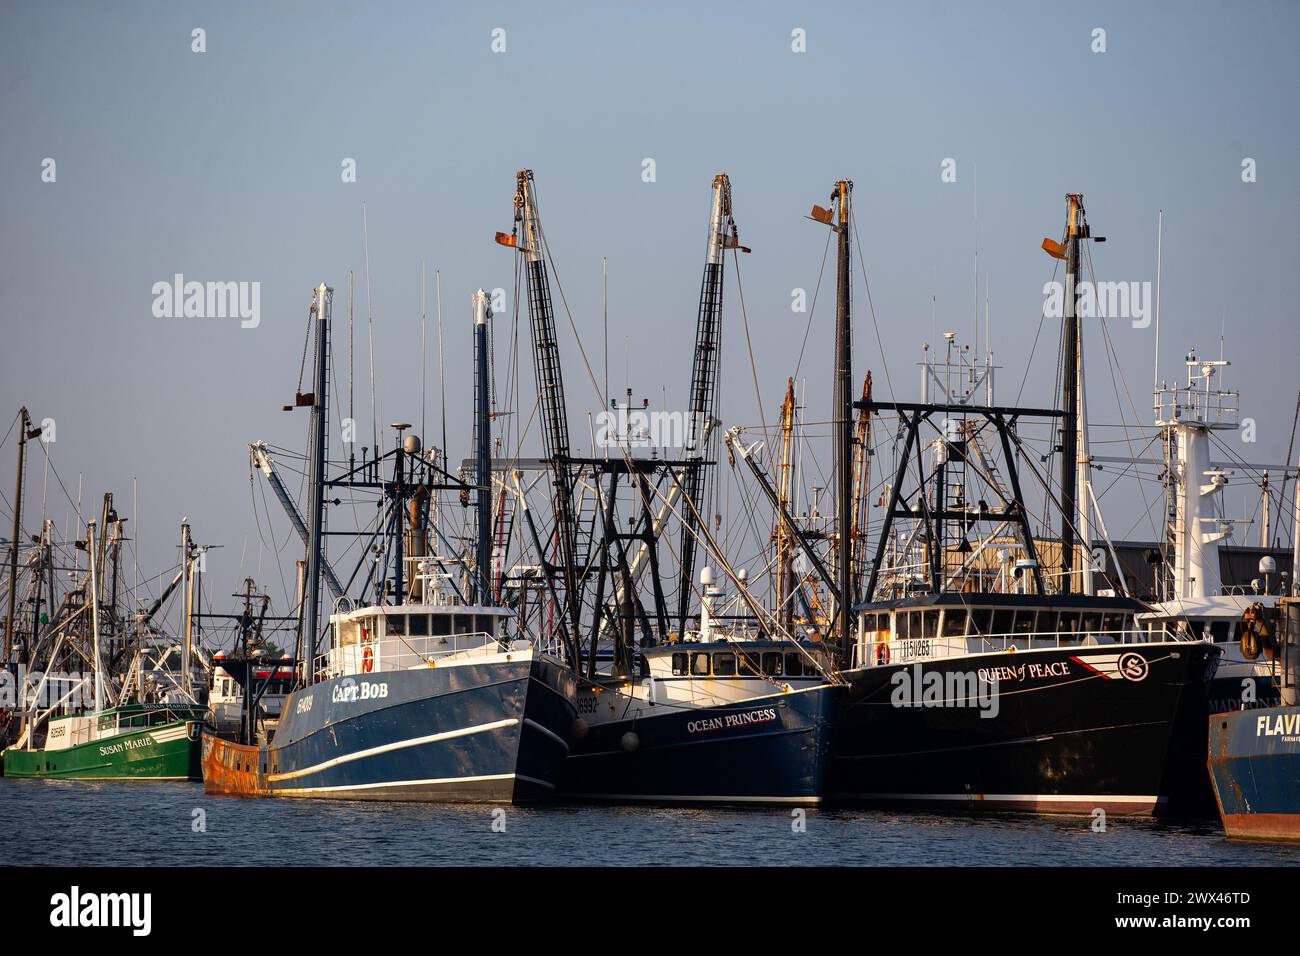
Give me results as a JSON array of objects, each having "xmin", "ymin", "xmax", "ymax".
[{"xmin": 1, "ymin": 703, "xmax": 206, "ymax": 780}]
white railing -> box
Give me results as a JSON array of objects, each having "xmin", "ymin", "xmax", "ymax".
[
  {"xmin": 852, "ymin": 627, "xmax": 1174, "ymax": 669},
  {"xmin": 319, "ymin": 631, "xmax": 509, "ymax": 679}
]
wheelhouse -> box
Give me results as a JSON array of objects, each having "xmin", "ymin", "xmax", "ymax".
[
  {"xmin": 646, "ymin": 641, "xmax": 833, "ymax": 683},
  {"xmin": 325, "ymin": 602, "xmax": 515, "ymax": 678},
  {"xmin": 852, "ymin": 593, "xmax": 1150, "ymax": 668}
]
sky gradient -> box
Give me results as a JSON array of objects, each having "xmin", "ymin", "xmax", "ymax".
[{"xmin": 2, "ymin": 0, "xmax": 1297, "ymax": 618}]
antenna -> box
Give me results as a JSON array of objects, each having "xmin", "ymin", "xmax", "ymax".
[
  {"xmin": 437, "ymin": 270, "xmax": 446, "ymax": 470},
  {"xmin": 420, "ymin": 261, "xmax": 427, "ymax": 444},
  {"xmin": 1153, "ymin": 209, "xmax": 1163, "ymax": 402},
  {"xmin": 603, "ymin": 256, "xmax": 609, "ymax": 404},
  {"xmin": 362, "ymin": 204, "xmax": 377, "ymax": 453}
]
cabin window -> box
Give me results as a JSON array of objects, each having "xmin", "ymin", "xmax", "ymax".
[
  {"xmin": 430, "ymin": 614, "xmax": 451, "ymax": 637},
  {"xmin": 691, "ymin": 652, "xmax": 711, "ymax": 676},
  {"xmin": 713, "ymin": 653, "xmax": 737, "ymax": 677},
  {"xmin": 967, "ymin": 608, "xmax": 992, "ymax": 635},
  {"xmin": 386, "ymin": 615, "xmax": 406, "ymax": 636},
  {"xmin": 408, "ymin": 614, "xmax": 430, "ymax": 637},
  {"xmin": 1102, "ymin": 613, "xmax": 1125, "ymax": 636},
  {"xmin": 1013, "ymin": 612, "xmax": 1037, "ymax": 636},
  {"xmin": 1209, "ymin": 620, "xmax": 1231, "ymax": 643},
  {"xmin": 98, "ymin": 714, "xmax": 115, "ymax": 732},
  {"xmin": 454, "ymin": 616, "xmax": 473, "ymax": 635},
  {"xmin": 1080, "ymin": 612, "xmax": 1102, "ymax": 637},
  {"xmin": 921, "ymin": 610, "xmax": 940, "ymax": 638},
  {"xmin": 895, "ymin": 613, "xmax": 910, "ymax": 639},
  {"xmin": 941, "ymin": 611, "xmax": 966, "ymax": 638},
  {"xmin": 479, "ymin": 615, "xmax": 498, "ymax": 636},
  {"xmin": 861, "ymin": 613, "xmax": 878, "ymax": 633},
  {"xmin": 762, "ymin": 652, "xmax": 784, "ymax": 676},
  {"xmin": 672, "ymin": 653, "xmax": 689, "ymax": 676},
  {"xmin": 785, "ymin": 654, "xmax": 804, "ymax": 677},
  {"xmin": 1058, "ymin": 612, "xmax": 1080, "ymax": 640},
  {"xmin": 130, "ymin": 715, "xmax": 146, "ymax": 727},
  {"xmin": 738, "ymin": 652, "xmax": 759, "ymax": 676},
  {"xmin": 992, "ymin": 609, "xmax": 1015, "ymax": 636}
]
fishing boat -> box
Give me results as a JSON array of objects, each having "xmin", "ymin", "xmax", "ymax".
[
  {"xmin": 1209, "ymin": 598, "xmax": 1300, "ymax": 841},
  {"xmin": 203, "ymin": 596, "xmax": 576, "ymax": 801},
  {"xmin": 202, "ymin": 283, "xmax": 577, "ymax": 802},
  {"xmin": 3, "ymin": 702, "xmax": 205, "ymax": 780},
  {"xmin": 561, "ymin": 567, "xmax": 842, "ymax": 804},
  {"xmin": 1132, "ymin": 351, "xmax": 1292, "ymax": 714},
  {"xmin": 1, "ymin": 510, "xmax": 211, "ymax": 781},
  {"xmin": 827, "ymin": 195, "xmax": 1220, "ymax": 815}
]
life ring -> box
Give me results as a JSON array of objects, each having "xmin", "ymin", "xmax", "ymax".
[
  {"xmin": 1241, "ymin": 603, "xmax": 1271, "ymax": 662},
  {"xmin": 876, "ymin": 642, "xmax": 890, "ymax": 666},
  {"xmin": 362, "ymin": 645, "xmax": 374, "ymax": 673}
]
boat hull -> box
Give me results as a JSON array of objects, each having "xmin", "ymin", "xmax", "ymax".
[
  {"xmin": 560, "ymin": 684, "xmax": 843, "ymax": 805},
  {"xmin": 1, "ymin": 720, "xmax": 203, "ymax": 781},
  {"xmin": 829, "ymin": 642, "xmax": 1219, "ymax": 815},
  {"xmin": 203, "ymin": 656, "xmax": 576, "ymax": 804},
  {"xmin": 1209, "ymin": 704, "xmax": 1300, "ymax": 841}
]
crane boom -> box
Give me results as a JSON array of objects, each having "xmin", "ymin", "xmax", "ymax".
[
  {"xmin": 250, "ymin": 440, "xmax": 345, "ymax": 601},
  {"xmin": 499, "ymin": 170, "xmax": 581, "ymax": 669},
  {"xmin": 677, "ymin": 173, "xmax": 742, "ymax": 633}
]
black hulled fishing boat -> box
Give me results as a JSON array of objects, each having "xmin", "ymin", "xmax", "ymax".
[{"xmin": 827, "ymin": 195, "xmax": 1219, "ymax": 815}]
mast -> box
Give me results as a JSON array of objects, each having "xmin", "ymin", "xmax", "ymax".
[
  {"xmin": 4, "ymin": 407, "xmax": 30, "ymax": 666},
  {"xmin": 775, "ymin": 379, "xmax": 797, "ymax": 634},
  {"xmin": 677, "ymin": 173, "xmax": 737, "ymax": 634},
  {"xmin": 180, "ymin": 518, "xmax": 193, "ymax": 698},
  {"xmin": 303, "ymin": 283, "xmax": 332, "ymax": 684},
  {"xmin": 473, "ymin": 289, "xmax": 494, "ymax": 605},
  {"xmin": 1042, "ymin": 194, "xmax": 1099, "ymax": 595},
  {"xmin": 833, "ymin": 181, "xmax": 853, "ymax": 647},
  {"xmin": 497, "ymin": 171, "xmax": 581, "ymax": 669},
  {"xmin": 87, "ymin": 518, "xmax": 103, "ymax": 712}
]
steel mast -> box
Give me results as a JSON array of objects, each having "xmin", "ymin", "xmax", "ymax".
[
  {"xmin": 497, "ymin": 171, "xmax": 581, "ymax": 669},
  {"xmin": 677, "ymin": 173, "xmax": 740, "ymax": 634},
  {"xmin": 472, "ymin": 289, "xmax": 494, "ymax": 605},
  {"xmin": 303, "ymin": 283, "xmax": 331, "ymax": 684}
]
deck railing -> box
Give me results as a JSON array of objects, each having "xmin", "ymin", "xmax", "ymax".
[
  {"xmin": 851, "ymin": 627, "xmax": 1177, "ymax": 669},
  {"xmin": 317, "ymin": 631, "xmax": 509, "ymax": 679}
]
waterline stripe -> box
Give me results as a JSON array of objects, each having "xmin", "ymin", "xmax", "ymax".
[
  {"xmin": 275, "ymin": 771, "xmax": 555, "ymax": 796},
  {"xmin": 841, "ymin": 792, "xmax": 1161, "ymax": 805},
  {"xmin": 575, "ymin": 793, "xmax": 821, "ymax": 805},
  {"xmin": 268, "ymin": 717, "xmax": 519, "ymax": 782}
]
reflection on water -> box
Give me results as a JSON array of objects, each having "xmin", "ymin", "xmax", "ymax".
[{"xmin": 2, "ymin": 778, "xmax": 1298, "ymax": 867}]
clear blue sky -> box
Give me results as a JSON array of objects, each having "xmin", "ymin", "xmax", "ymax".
[{"xmin": 2, "ymin": 1, "xmax": 1297, "ymax": 613}]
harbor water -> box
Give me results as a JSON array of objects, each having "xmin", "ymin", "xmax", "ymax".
[{"xmin": 4, "ymin": 778, "xmax": 1300, "ymax": 867}]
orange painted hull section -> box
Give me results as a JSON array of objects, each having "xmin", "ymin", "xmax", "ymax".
[{"xmin": 201, "ymin": 732, "xmax": 270, "ymax": 796}]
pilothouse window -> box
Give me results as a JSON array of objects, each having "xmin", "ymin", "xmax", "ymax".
[
  {"xmin": 941, "ymin": 611, "xmax": 966, "ymax": 638},
  {"xmin": 713, "ymin": 653, "xmax": 737, "ymax": 677},
  {"xmin": 691, "ymin": 653, "xmax": 711, "ymax": 676},
  {"xmin": 992, "ymin": 609, "xmax": 1014, "ymax": 637},
  {"xmin": 672, "ymin": 653, "xmax": 689, "ymax": 676},
  {"xmin": 408, "ymin": 614, "xmax": 429, "ymax": 637}
]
